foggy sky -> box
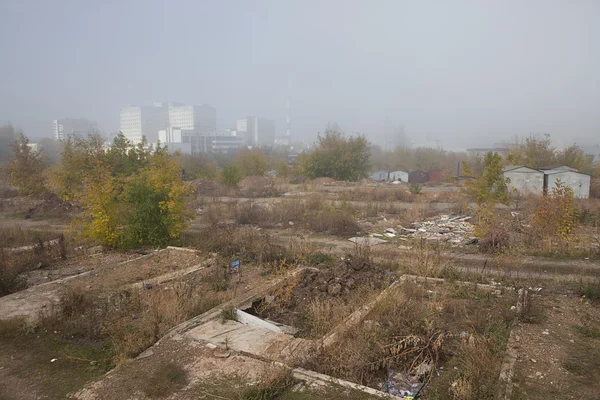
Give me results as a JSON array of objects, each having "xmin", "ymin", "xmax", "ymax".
[{"xmin": 1, "ymin": 0, "xmax": 599, "ymax": 149}]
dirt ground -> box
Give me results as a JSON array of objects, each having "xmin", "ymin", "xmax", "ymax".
[
  {"xmin": 2, "ymin": 181, "xmax": 600, "ymax": 399},
  {"xmin": 511, "ymin": 292, "xmax": 600, "ymax": 400}
]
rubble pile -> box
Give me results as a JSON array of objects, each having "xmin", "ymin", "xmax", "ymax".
[{"xmin": 398, "ymin": 215, "xmax": 476, "ymax": 246}]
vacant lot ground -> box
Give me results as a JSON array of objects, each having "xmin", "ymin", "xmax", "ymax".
[{"xmin": 1, "ymin": 180, "xmax": 600, "ymax": 399}]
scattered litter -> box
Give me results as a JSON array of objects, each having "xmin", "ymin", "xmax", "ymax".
[
  {"xmin": 384, "ymin": 232, "xmax": 396, "ymax": 238},
  {"xmin": 542, "ymin": 330, "xmax": 550, "ymax": 335},
  {"xmin": 205, "ymin": 343, "xmax": 217, "ymax": 349},
  {"xmin": 50, "ymin": 358, "xmax": 57, "ymax": 363},
  {"xmin": 531, "ymin": 358, "xmax": 537, "ymax": 363},
  {"xmin": 381, "ymin": 369, "xmax": 423, "ymax": 398},
  {"xmin": 348, "ymin": 237, "xmax": 388, "ymax": 245},
  {"xmin": 385, "ymin": 228, "xmax": 397, "ymax": 235}
]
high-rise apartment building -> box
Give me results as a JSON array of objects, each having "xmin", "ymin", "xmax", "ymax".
[
  {"xmin": 236, "ymin": 116, "xmax": 275, "ymax": 147},
  {"xmin": 53, "ymin": 118, "xmax": 97, "ymax": 140},
  {"xmin": 119, "ymin": 105, "xmax": 168, "ymax": 144},
  {"xmin": 168, "ymin": 104, "xmax": 216, "ymax": 134}
]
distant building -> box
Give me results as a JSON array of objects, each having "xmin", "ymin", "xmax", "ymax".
[
  {"xmin": 408, "ymin": 170, "xmax": 428, "ymax": 184},
  {"xmin": 380, "ymin": 125, "xmax": 407, "ymax": 150},
  {"xmin": 26, "ymin": 143, "xmax": 41, "ymax": 153},
  {"xmin": 120, "ymin": 105, "xmax": 167, "ymax": 144},
  {"xmin": 427, "ymin": 169, "xmax": 444, "ymax": 183},
  {"xmin": 371, "ymin": 170, "xmax": 389, "ymax": 181},
  {"xmin": 467, "ymin": 144, "xmax": 510, "ymax": 158},
  {"xmin": 543, "ymin": 169, "xmax": 590, "ymax": 199},
  {"xmin": 237, "ymin": 117, "xmax": 275, "ymax": 147},
  {"xmin": 503, "ymin": 166, "xmax": 545, "ymax": 196},
  {"xmin": 168, "ymin": 104, "xmax": 215, "ymax": 134},
  {"xmin": 389, "ymin": 170, "xmax": 409, "ymax": 182},
  {"xmin": 158, "ymin": 127, "xmax": 242, "ymax": 154},
  {"xmin": 53, "ymin": 118, "xmax": 97, "ymax": 140}
]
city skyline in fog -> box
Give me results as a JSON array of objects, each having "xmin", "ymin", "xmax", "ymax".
[{"xmin": 1, "ymin": 0, "xmax": 599, "ymax": 150}]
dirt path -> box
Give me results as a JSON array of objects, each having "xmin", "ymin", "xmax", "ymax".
[{"xmin": 272, "ymin": 233, "xmax": 600, "ymax": 281}]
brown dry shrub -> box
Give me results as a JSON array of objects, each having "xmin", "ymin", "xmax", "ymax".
[
  {"xmin": 0, "ymin": 250, "xmax": 27, "ymax": 296},
  {"xmin": 203, "ymin": 202, "xmax": 235, "ymax": 226},
  {"xmin": 305, "ymin": 208, "xmax": 360, "ymax": 236},
  {"xmin": 577, "ymin": 199, "xmax": 600, "ymax": 227},
  {"xmin": 181, "ymin": 226, "xmax": 303, "ymax": 269},
  {"xmin": 590, "ymin": 178, "xmax": 600, "ymax": 199},
  {"xmin": 238, "ymin": 176, "xmax": 281, "ymax": 198},
  {"xmin": 232, "ymin": 197, "xmax": 359, "ymax": 236},
  {"xmin": 399, "ymin": 240, "xmax": 452, "ymax": 278},
  {"xmin": 446, "ymin": 340, "xmax": 502, "ymax": 400},
  {"xmin": 346, "ymin": 187, "xmax": 414, "ymax": 203}
]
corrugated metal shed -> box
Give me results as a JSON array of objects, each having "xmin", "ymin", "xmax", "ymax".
[
  {"xmin": 389, "ymin": 170, "xmax": 409, "ymax": 182},
  {"xmin": 427, "ymin": 169, "xmax": 444, "ymax": 182},
  {"xmin": 543, "ymin": 169, "xmax": 591, "ymax": 199},
  {"xmin": 370, "ymin": 170, "xmax": 389, "ymax": 181},
  {"xmin": 502, "ymin": 166, "xmax": 544, "ymax": 196},
  {"xmin": 408, "ymin": 170, "xmax": 428, "ymax": 184}
]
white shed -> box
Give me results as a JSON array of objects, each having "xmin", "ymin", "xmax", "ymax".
[
  {"xmin": 503, "ymin": 166, "xmax": 544, "ymax": 196},
  {"xmin": 543, "ymin": 169, "xmax": 591, "ymax": 199},
  {"xmin": 389, "ymin": 170, "xmax": 409, "ymax": 182},
  {"xmin": 370, "ymin": 170, "xmax": 389, "ymax": 181}
]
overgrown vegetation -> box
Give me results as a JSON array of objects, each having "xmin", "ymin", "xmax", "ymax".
[
  {"xmin": 1, "ymin": 133, "xmax": 46, "ymax": 196},
  {"xmin": 304, "ymin": 282, "xmax": 514, "ymax": 399},
  {"xmin": 50, "ymin": 134, "xmax": 189, "ymax": 248},
  {"xmin": 39, "ymin": 277, "xmax": 225, "ymax": 364},
  {"xmin": 463, "ymin": 152, "xmax": 510, "ymax": 252},
  {"xmin": 299, "ymin": 130, "xmax": 371, "ymax": 181}
]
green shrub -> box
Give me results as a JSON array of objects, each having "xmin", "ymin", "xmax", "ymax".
[{"xmin": 221, "ymin": 163, "xmax": 244, "ymax": 185}]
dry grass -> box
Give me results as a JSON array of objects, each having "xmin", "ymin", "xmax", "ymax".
[
  {"xmin": 180, "ymin": 226, "xmax": 308, "ymax": 272},
  {"xmin": 398, "ymin": 240, "xmax": 456, "ymax": 278},
  {"xmin": 344, "ymin": 187, "xmax": 415, "ymax": 203},
  {"xmin": 40, "ymin": 276, "xmax": 226, "ymax": 363},
  {"xmin": 141, "ymin": 361, "xmax": 189, "ymax": 398},
  {"xmin": 232, "ymin": 198, "xmax": 360, "ymax": 236},
  {"xmin": 0, "ymin": 225, "xmax": 60, "ymax": 248},
  {"xmin": 303, "ymin": 281, "xmax": 514, "ymax": 399},
  {"xmin": 242, "ymin": 369, "xmax": 297, "ymax": 400}
]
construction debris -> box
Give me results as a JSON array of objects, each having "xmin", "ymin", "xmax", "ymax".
[{"xmin": 397, "ymin": 215, "xmax": 475, "ymax": 246}]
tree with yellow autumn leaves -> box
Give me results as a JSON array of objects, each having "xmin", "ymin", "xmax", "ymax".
[{"xmin": 50, "ymin": 133, "xmax": 189, "ymax": 248}]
